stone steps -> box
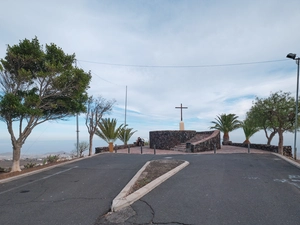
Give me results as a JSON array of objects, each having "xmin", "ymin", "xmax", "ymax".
[
  {"xmin": 171, "ymin": 134, "xmax": 214, "ymax": 152},
  {"xmin": 171, "ymin": 143, "xmax": 187, "ymax": 152}
]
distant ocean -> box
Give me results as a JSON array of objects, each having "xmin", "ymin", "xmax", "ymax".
[
  {"xmin": 0, "ymin": 138, "xmax": 130, "ymax": 159},
  {"xmin": 0, "ymin": 139, "xmax": 106, "ymax": 159}
]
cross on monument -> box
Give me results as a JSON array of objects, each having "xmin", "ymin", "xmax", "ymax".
[{"xmin": 175, "ymin": 103, "xmax": 188, "ymax": 121}]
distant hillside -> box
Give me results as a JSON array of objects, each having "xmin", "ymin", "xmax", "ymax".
[{"xmin": 0, "ymin": 151, "xmax": 71, "ymax": 160}]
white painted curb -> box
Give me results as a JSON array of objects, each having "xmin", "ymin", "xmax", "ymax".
[
  {"xmin": 272, "ymin": 153, "xmax": 300, "ymax": 169},
  {"xmin": 111, "ymin": 160, "xmax": 189, "ymax": 212}
]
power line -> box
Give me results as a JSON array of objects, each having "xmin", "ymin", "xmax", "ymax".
[
  {"xmin": 78, "ymin": 59, "xmax": 288, "ymax": 68},
  {"xmin": 77, "ymin": 60, "xmax": 120, "ymax": 86}
]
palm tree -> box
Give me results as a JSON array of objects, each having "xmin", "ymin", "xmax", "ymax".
[
  {"xmin": 118, "ymin": 127, "xmax": 137, "ymax": 145},
  {"xmin": 210, "ymin": 113, "xmax": 241, "ymax": 144},
  {"xmin": 241, "ymin": 119, "xmax": 260, "ymax": 144},
  {"xmin": 95, "ymin": 118, "xmax": 123, "ymax": 152}
]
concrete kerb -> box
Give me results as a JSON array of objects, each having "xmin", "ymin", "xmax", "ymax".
[
  {"xmin": 111, "ymin": 160, "xmax": 189, "ymax": 212},
  {"xmin": 272, "ymin": 153, "xmax": 300, "ymax": 170},
  {"xmin": 0, "ymin": 153, "xmax": 103, "ymax": 184}
]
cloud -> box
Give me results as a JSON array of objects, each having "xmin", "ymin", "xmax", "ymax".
[{"xmin": 1, "ymin": 0, "xmax": 300, "ymax": 156}]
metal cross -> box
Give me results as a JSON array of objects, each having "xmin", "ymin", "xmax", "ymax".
[{"xmin": 175, "ymin": 103, "xmax": 188, "ymax": 121}]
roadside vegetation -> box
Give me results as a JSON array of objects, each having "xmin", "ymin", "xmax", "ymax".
[
  {"xmin": 0, "ymin": 154, "xmax": 66, "ymax": 179},
  {"xmin": 0, "ymin": 37, "xmax": 91, "ymax": 172},
  {"xmin": 211, "ymin": 91, "xmax": 300, "ymax": 155},
  {"xmin": 210, "ymin": 113, "xmax": 241, "ymax": 144},
  {"xmin": 85, "ymin": 96, "xmax": 115, "ymax": 156},
  {"xmin": 0, "ymin": 37, "xmax": 139, "ymax": 172},
  {"xmin": 118, "ymin": 127, "xmax": 137, "ymax": 145},
  {"xmin": 95, "ymin": 118, "xmax": 124, "ymax": 152},
  {"xmin": 71, "ymin": 142, "xmax": 89, "ymax": 158}
]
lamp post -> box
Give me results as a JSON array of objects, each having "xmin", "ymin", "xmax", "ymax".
[{"xmin": 286, "ymin": 53, "xmax": 300, "ymax": 160}]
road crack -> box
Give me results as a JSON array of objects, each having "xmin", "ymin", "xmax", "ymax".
[
  {"xmin": 152, "ymin": 222, "xmax": 194, "ymax": 225},
  {"xmin": 139, "ymin": 199, "xmax": 155, "ymax": 221}
]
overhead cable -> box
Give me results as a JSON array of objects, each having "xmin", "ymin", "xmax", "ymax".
[{"xmin": 77, "ymin": 59, "xmax": 288, "ymax": 68}]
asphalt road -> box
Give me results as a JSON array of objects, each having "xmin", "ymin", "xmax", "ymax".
[
  {"xmin": 1, "ymin": 153, "xmax": 300, "ymax": 225},
  {"xmin": 112, "ymin": 154, "xmax": 300, "ymax": 225},
  {"xmin": 0, "ymin": 153, "xmax": 158, "ymax": 225}
]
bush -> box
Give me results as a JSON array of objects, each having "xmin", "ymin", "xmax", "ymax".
[
  {"xmin": 45, "ymin": 155, "xmax": 60, "ymax": 163},
  {"xmin": 72, "ymin": 142, "xmax": 89, "ymax": 157},
  {"xmin": 24, "ymin": 162, "xmax": 37, "ymax": 169}
]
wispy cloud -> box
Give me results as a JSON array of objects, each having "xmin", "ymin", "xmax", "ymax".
[{"xmin": 0, "ymin": 0, "xmax": 299, "ymax": 155}]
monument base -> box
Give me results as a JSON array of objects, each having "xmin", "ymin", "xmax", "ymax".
[{"xmin": 179, "ymin": 121, "xmax": 184, "ymax": 130}]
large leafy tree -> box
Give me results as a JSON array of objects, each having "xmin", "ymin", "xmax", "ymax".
[
  {"xmin": 95, "ymin": 118, "xmax": 123, "ymax": 152},
  {"xmin": 118, "ymin": 127, "xmax": 137, "ymax": 145},
  {"xmin": 247, "ymin": 91, "xmax": 299, "ymax": 155},
  {"xmin": 0, "ymin": 37, "xmax": 91, "ymax": 171},
  {"xmin": 247, "ymin": 99, "xmax": 277, "ymax": 145},
  {"xmin": 85, "ymin": 96, "xmax": 115, "ymax": 156},
  {"xmin": 210, "ymin": 113, "xmax": 241, "ymax": 143}
]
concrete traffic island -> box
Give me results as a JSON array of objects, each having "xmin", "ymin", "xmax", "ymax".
[{"xmin": 111, "ymin": 159, "xmax": 189, "ymax": 212}]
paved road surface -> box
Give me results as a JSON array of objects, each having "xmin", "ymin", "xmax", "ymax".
[
  {"xmin": 107, "ymin": 153, "xmax": 300, "ymax": 225},
  {"xmin": 0, "ymin": 154, "xmax": 158, "ymax": 225},
  {"xmin": 1, "ymin": 149, "xmax": 300, "ymax": 225}
]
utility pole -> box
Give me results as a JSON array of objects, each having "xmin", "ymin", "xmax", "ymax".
[
  {"xmin": 75, "ymin": 59, "xmax": 79, "ymax": 157},
  {"xmin": 124, "ymin": 86, "xmax": 127, "ymax": 145}
]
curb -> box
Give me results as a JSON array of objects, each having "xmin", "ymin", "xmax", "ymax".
[
  {"xmin": 111, "ymin": 160, "xmax": 189, "ymax": 212},
  {"xmin": 0, "ymin": 153, "xmax": 102, "ymax": 184},
  {"xmin": 272, "ymin": 153, "xmax": 300, "ymax": 170}
]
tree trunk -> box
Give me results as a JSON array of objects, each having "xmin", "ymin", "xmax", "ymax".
[
  {"xmin": 89, "ymin": 133, "xmax": 93, "ymax": 156},
  {"xmin": 267, "ymin": 131, "xmax": 276, "ymax": 145},
  {"xmin": 278, "ymin": 130, "xmax": 284, "ymax": 155},
  {"xmin": 223, "ymin": 132, "xmax": 229, "ymax": 141},
  {"xmin": 109, "ymin": 142, "xmax": 114, "ymax": 152},
  {"xmin": 11, "ymin": 143, "xmax": 22, "ymax": 172},
  {"xmin": 222, "ymin": 132, "xmax": 230, "ymax": 144},
  {"xmin": 243, "ymin": 139, "xmax": 250, "ymax": 144}
]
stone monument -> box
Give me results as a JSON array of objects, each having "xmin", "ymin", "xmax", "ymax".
[{"xmin": 175, "ymin": 103, "xmax": 188, "ymax": 130}]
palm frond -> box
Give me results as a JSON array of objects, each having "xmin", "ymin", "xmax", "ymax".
[
  {"xmin": 95, "ymin": 118, "xmax": 123, "ymax": 143},
  {"xmin": 118, "ymin": 127, "xmax": 137, "ymax": 145}
]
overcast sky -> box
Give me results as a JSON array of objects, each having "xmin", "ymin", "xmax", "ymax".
[{"xmin": 0, "ymin": 0, "xmax": 300, "ymax": 157}]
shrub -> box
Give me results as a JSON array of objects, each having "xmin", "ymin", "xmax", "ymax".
[
  {"xmin": 46, "ymin": 155, "xmax": 60, "ymax": 163},
  {"xmin": 24, "ymin": 162, "xmax": 37, "ymax": 169},
  {"xmin": 72, "ymin": 142, "xmax": 89, "ymax": 157}
]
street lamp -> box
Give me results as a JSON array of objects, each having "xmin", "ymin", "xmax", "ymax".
[{"xmin": 286, "ymin": 53, "xmax": 300, "ymax": 160}]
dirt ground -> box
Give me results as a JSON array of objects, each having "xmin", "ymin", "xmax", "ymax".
[{"xmin": 129, "ymin": 159, "xmax": 184, "ymax": 194}]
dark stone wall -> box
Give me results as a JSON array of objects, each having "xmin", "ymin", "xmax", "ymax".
[
  {"xmin": 189, "ymin": 130, "xmax": 221, "ymax": 152},
  {"xmin": 95, "ymin": 144, "xmax": 136, "ymax": 154},
  {"xmin": 229, "ymin": 142, "xmax": 292, "ymax": 157},
  {"xmin": 149, "ymin": 130, "xmax": 197, "ymax": 150}
]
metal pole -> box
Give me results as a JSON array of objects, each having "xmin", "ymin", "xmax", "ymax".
[
  {"xmin": 76, "ymin": 114, "xmax": 79, "ymax": 157},
  {"xmin": 141, "ymin": 145, "xmax": 143, "ymax": 154},
  {"xmin": 294, "ymin": 59, "xmax": 299, "ymax": 160},
  {"xmin": 128, "ymin": 146, "xmax": 130, "ymax": 154},
  {"xmin": 214, "ymin": 143, "xmax": 216, "ymax": 154},
  {"xmin": 115, "ymin": 144, "xmax": 117, "ymax": 153},
  {"xmin": 75, "ymin": 59, "xmax": 79, "ymax": 157},
  {"xmin": 154, "ymin": 145, "xmax": 156, "ymax": 155},
  {"xmin": 124, "ymin": 86, "xmax": 127, "ymax": 145},
  {"xmin": 248, "ymin": 143, "xmax": 250, "ymax": 154}
]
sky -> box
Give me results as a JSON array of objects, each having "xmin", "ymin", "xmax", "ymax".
[{"xmin": 0, "ymin": 0, "xmax": 300, "ymax": 157}]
